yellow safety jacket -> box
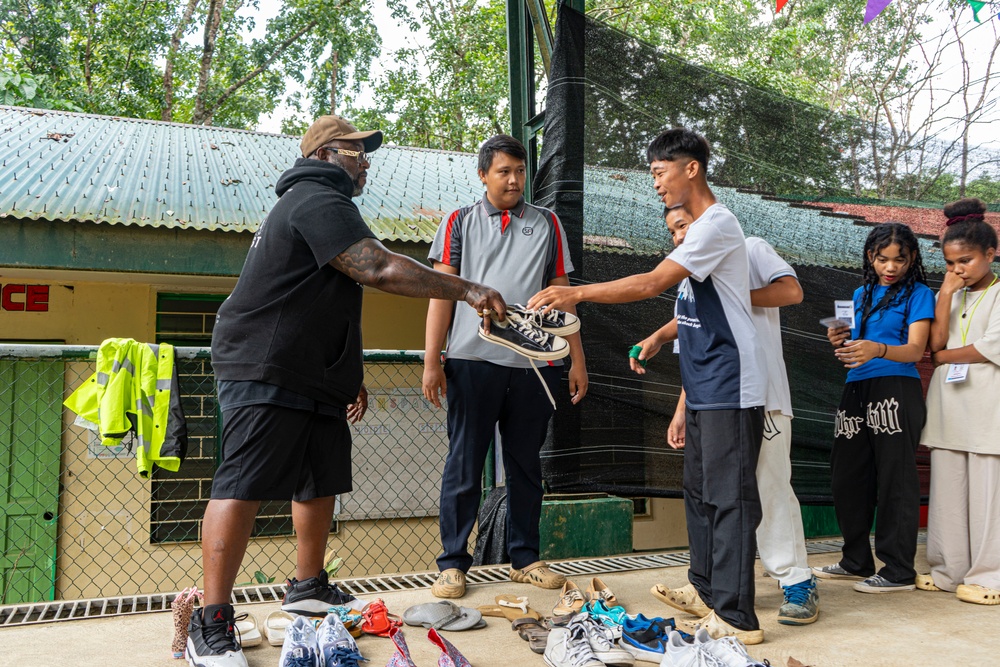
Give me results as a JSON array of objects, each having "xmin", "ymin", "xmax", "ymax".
[{"xmin": 64, "ymin": 338, "xmax": 187, "ymax": 477}]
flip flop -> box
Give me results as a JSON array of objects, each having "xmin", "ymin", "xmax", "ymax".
[
  {"xmin": 263, "ymin": 610, "xmax": 295, "ymax": 646},
  {"xmin": 402, "ymin": 601, "xmax": 486, "ymax": 631},
  {"xmin": 495, "ymin": 595, "xmax": 542, "ymax": 622},
  {"xmin": 512, "ymin": 617, "xmax": 550, "ymax": 654}
]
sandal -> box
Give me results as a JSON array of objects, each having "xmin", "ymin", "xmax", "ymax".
[
  {"xmin": 495, "ymin": 595, "xmax": 542, "ymax": 622},
  {"xmin": 509, "ymin": 561, "xmax": 566, "ymax": 590},
  {"xmin": 361, "ymin": 598, "xmax": 403, "ymax": 637},
  {"xmin": 915, "ymin": 574, "xmax": 943, "ymax": 592},
  {"xmin": 957, "ymin": 584, "xmax": 1000, "ymax": 605},
  {"xmin": 328, "ymin": 604, "xmax": 365, "ymax": 637},
  {"xmin": 512, "ymin": 617, "xmax": 550, "ymax": 654}
]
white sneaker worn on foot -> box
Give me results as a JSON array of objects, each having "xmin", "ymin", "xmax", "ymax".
[{"xmin": 186, "ymin": 605, "xmax": 249, "ymax": 667}]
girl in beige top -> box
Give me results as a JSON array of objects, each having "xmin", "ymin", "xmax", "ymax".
[{"xmin": 919, "ymin": 197, "xmax": 1000, "ymax": 605}]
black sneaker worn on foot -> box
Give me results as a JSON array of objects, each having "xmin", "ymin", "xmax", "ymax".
[
  {"xmin": 186, "ymin": 604, "xmax": 248, "ymax": 667},
  {"xmin": 282, "ymin": 569, "xmax": 362, "ymax": 616}
]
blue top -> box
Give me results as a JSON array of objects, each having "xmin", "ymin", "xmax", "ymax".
[{"xmin": 846, "ymin": 282, "xmax": 935, "ymax": 382}]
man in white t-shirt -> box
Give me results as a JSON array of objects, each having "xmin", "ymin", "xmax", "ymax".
[
  {"xmin": 634, "ymin": 207, "xmax": 820, "ymax": 627},
  {"xmin": 528, "ymin": 128, "xmax": 767, "ymax": 645}
]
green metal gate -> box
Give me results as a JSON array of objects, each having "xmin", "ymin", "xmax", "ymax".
[{"xmin": 0, "ymin": 360, "xmax": 61, "ymax": 604}]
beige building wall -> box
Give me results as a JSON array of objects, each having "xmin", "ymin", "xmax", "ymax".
[{"xmin": 3, "ymin": 266, "xmax": 684, "ymax": 600}]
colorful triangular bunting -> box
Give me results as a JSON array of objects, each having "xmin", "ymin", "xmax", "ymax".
[
  {"xmin": 864, "ymin": 0, "xmax": 894, "ymax": 23},
  {"xmin": 777, "ymin": 0, "xmax": 789, "ymax": 12},
  {"xmin": 966, "ymin": 0, "xmax": 985, "ymax": 21}
]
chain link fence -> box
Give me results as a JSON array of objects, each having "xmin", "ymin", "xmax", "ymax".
[{"xmin": 0, "ymin": 345, "xmax": 456, "ymax": 605}]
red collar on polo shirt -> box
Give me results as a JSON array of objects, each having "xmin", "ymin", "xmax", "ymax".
[{"xmin": 482, "ymin": 196, "xmax": 527, "ymax": 235}]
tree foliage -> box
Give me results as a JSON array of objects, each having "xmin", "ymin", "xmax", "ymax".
[
  {"xmin": 345, "ymin": 0, "xmax": 511, "ymax": 152},
  {"xmin": 0, "ymin": 0, "xmax": 381, "ymax": 128}
]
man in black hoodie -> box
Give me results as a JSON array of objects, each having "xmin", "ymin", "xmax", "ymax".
[{"xmin": 187, "ymin": 116, "xmax": 506, "ymax": 667}]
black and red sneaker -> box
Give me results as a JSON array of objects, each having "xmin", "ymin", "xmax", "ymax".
[{"xmin": 186, "ymin": 604, "xmax": 247, "ymax": 667}]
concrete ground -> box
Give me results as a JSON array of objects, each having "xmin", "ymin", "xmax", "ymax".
[{"xmin": 3, "ymin": 545, "xmax": 997, "ymax": 667}]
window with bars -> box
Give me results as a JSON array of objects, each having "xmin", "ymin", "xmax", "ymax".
[{"xmin": 150, "ymin": 293, "xmax": 297, "ymax": 543}]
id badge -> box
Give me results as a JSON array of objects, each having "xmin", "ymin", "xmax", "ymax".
[
  {"xmin": 946, "ymin": 363, "xmax": 969, "ymax": 384},
  {"xmin": 834, "ymin": 300, "xmax": 856, "ymax": 329}
]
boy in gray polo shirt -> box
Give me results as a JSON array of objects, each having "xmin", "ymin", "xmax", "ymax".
[{"xmin": 423, "ymin": 135, "xmax": 588, "ymax": 598}]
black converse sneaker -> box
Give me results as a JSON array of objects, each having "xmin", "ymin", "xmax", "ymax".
[
  {"xmin": 478, "ymin": 316, "xmax": 570, "ymax": 361},
  {"xmin": 186, "ymin": 604, "xmax": 248, "ymax": 667},
  {"xmin": 281, "ymin": 569, "xmax": 365, "ymax": 616},
  {"xmin": 508, "ymin": 303, "xmax": 581, "ymax": 336}
]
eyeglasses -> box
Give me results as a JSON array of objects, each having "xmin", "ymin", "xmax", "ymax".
[{"xmin": 323, "ymin": 146, "xmax": 370, "ymax": 164}]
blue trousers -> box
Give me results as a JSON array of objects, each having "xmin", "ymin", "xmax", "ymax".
[{"xmin": 436, "ymin": 359, "xmax": 560, "ymax": 572}]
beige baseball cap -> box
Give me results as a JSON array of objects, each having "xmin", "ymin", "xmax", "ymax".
[{"xmin": 300, "ymin": 115, "xmax": 383, "ymax": 158}]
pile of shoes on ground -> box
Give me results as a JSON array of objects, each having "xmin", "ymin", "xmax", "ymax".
[
  {"xmin": 490, "ymin": 577, "xmax": 772, "ymax": 667},
  {"xmin": 173, "ymin": 575, "xmax": 480, "ymax": 667}
]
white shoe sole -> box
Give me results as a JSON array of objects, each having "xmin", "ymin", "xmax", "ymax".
[
  {"xmin": 853, "ymin": 582, "xmax": 915, "ymax": 593},
  {"xmin": 478, "ymin": 328, "xmax": 569, "ymax": 361},
  {"xmin": 622, "ymin": 642, "xmax": 664, "ymax": 663}
]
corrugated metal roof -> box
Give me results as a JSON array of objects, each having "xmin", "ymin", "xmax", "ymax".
[
  {"xmin": 582, "ymin": 166, "xmax": 946, "ymax": 272},
  {"xmin": 0, "ymin": 106, "xmax": 943, "ymax": 271},
  {"xmin": 0, "ymin": 106, "xmax": 482, "ymax": 243}
]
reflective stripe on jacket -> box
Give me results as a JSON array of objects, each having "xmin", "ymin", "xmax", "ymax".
[{"xmin": 64, "ymin": 338, "xmax": 188, "ymax": 477}]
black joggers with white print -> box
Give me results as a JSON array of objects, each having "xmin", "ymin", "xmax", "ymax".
[{"xmin": 831, "ymin": 375, "xmax": 925, "ymax": 584}]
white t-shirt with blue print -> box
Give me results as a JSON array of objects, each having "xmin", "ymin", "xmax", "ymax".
[{"xmin": 668, "ymin": 203, "xmax": 766, "ymax": 410}]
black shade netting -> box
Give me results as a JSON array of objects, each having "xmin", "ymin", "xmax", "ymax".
[{"xmin": 536, "ymin": 6, "xmax": 942, "ymax": 503}]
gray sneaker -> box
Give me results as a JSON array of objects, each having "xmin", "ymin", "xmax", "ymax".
[
  {"xmin": 812, "ymin": 562, "xmax": 864, "ymax": 580},
  {"xmin": 777, "ymin": 576, "xmax": 819, "ymax": 625},
  {"xmin": 853, "ymin": 574, "xmax": 916, "ymax": 594},
  {"xmin": 544, "ymin": 625, "xmax": 604, "ymax": 667},
  {"xmin": 568, "ymin": 614, "xmax": 634, "ymax": 667}
]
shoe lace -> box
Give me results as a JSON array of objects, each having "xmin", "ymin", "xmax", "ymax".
[
  {"xmin": 782, "ymin": 580, "xmax": 814, "ymax": 606},
  {"xmin": 284, "ymin": 654, "xmax": 318, "ymax": 667},
  {"xmin": 202, "ymin": 616, "xmax": 240, "ymax": 654},
  {"xmin": 558, "ymin": 588, "xmax": 584, "ymax": 610},
  {"xmin": 327, "ymin": 646, "xmax": 368, "ymax": 667},
  {"xmin": 566, "ymin": 624, "xmax": 600, "ymax": 667},
  {"xmin": 510, "ymin": 317, "xmax": 551, "ymax": 345},
  {"xmin": 578, "ymin": 617, "xmax": 613, "ymax": 650}
]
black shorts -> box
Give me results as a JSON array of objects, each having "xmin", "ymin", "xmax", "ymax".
[{"xmin": 211, "ymin": 403, "xmax": 352, "ymax": 501}]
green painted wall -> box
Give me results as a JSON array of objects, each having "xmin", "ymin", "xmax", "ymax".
[{"xmin": 0, "ymin": 218, "xmax": 430, "ymax": 276}]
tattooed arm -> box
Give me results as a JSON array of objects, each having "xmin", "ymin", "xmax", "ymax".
[{"xmin": 329, "ymin": 238, "xmax": 506, "ymax": 317}]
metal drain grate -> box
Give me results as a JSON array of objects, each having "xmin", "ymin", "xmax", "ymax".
[{"xmin": 0, "ymin": 534, "xmax": 921, "ymax": 627}]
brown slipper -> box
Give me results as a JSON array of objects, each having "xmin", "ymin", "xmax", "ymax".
[
  {"xmin": 509, "ymin": 561, "xmax": 566, "ymax": 590},
  {"xmin": 495, "ymin": 595, "xmax": 542, "ymax": 622},
  {"xmin": 512, "ymin": 617, "xmax": 550, "ymax": 654},
  {"xmin": 475, "ymin": 605, "xmax": 507, "ymax": 618}
]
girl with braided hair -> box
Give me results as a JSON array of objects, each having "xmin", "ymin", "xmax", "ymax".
[
  {"xmin": 814, "ymin": 222, "xmax": 935, "ymax": 594},
  {"xmin": 918, "ymin": 198, "xmax": 1000, "ymax": 606}
]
